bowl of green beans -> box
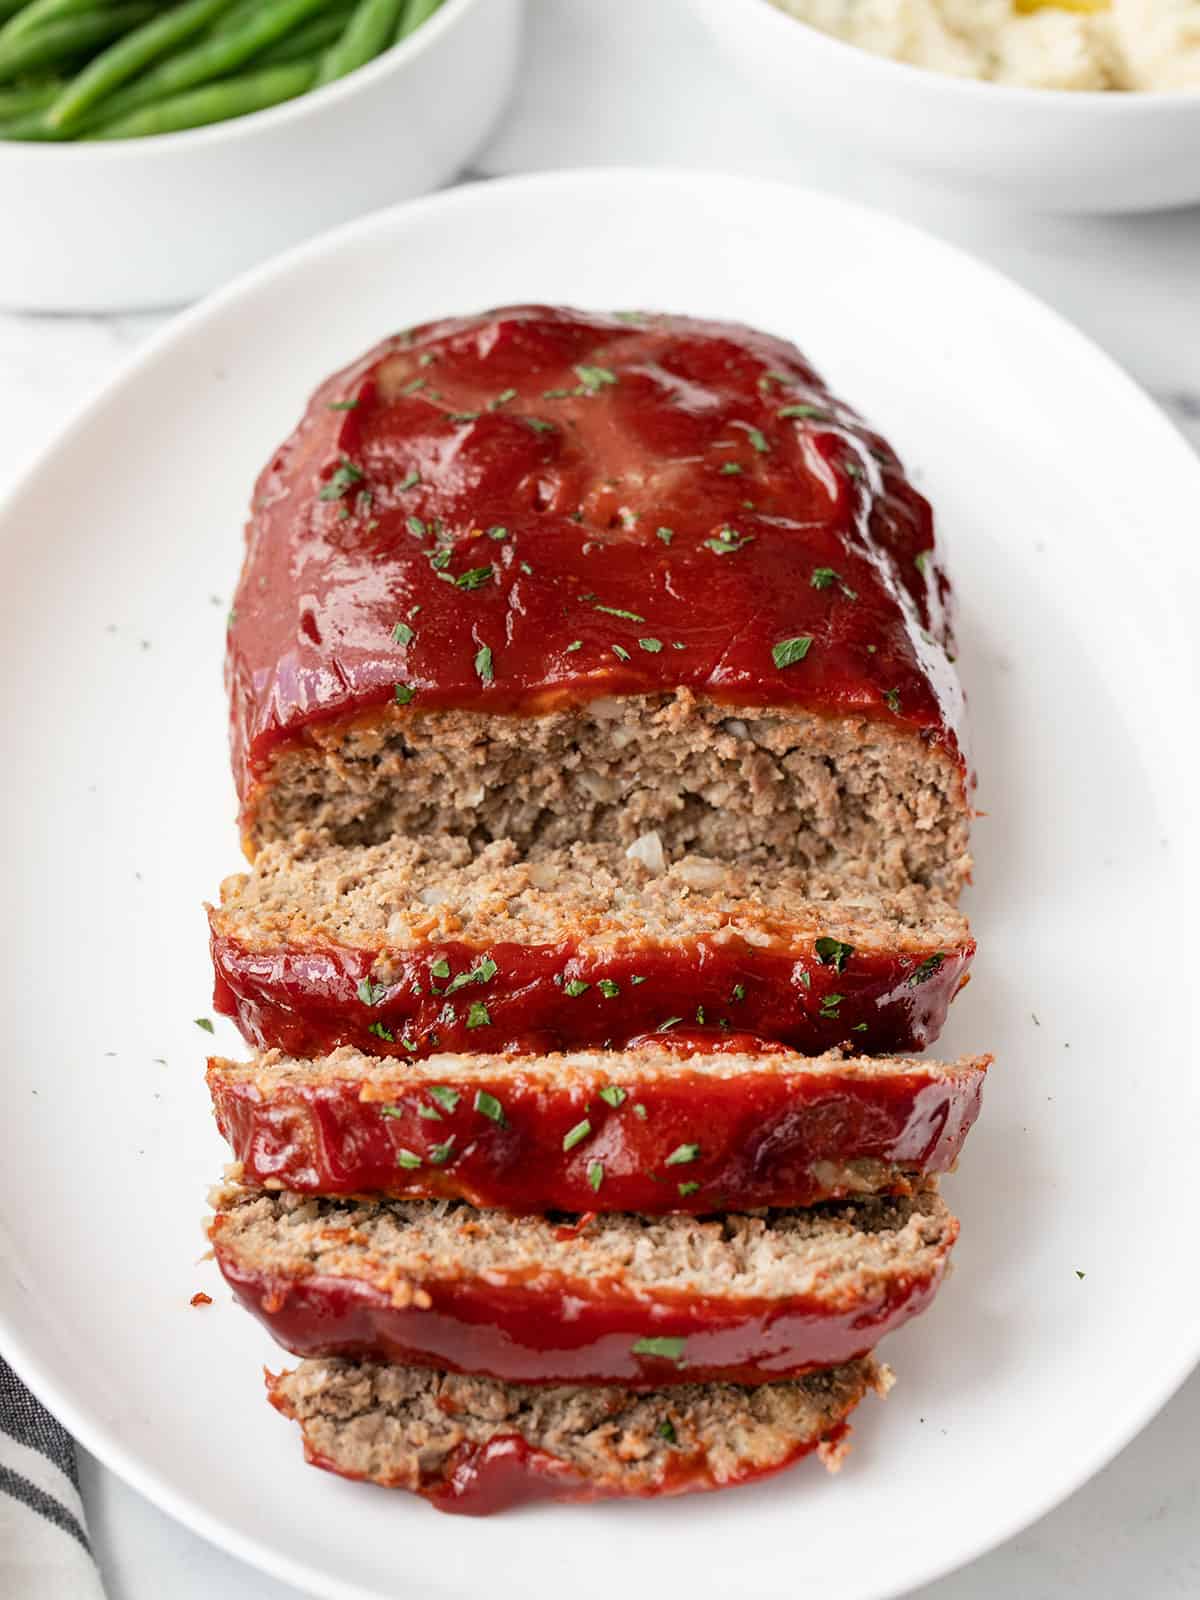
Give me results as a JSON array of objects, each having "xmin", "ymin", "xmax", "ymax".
[{"xmin": 0, "ymin": 0, "xmax": 523, "ymax": 309}]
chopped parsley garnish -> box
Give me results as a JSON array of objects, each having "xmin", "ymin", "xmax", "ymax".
[
  {"xmin": 565, "ymin": 640, "xmax": 583, "ymax": 653},
  {"xmin": 719, "ymin": 463, "xmax": 743, "ymax": 476},
  {"xmin": 852, "ymin": 1022, "xmax": 869, "ymax": 1032},
  {"xmin": 677, "ymin": 1181, "xmax": 700, "ymax": 1197},
  {"xmin": 778, "ymin": 404, "xmax": 826, "ymax": 420},
  {"xmin": 448, "ymin": 410, "xmax": 480, "ymax": 423},
  {"xmin": 630, "ymin": 975, "xmax": 647, "ymax": 986},
  {"xmin": 599, "ymin": 1085, "xmax": 627, "ymax": 1108},
  {"xmin": 443, "ymin": 956, "xmax": 498, "ymax": 996},
  {"xmin": 732, "ymin": 983, "xmax": 745, "ymax": 1002},
  {"xmin": 398, "ymin": 376, "xmax": 426, "ymax": 395},
  {"xmin": 574, "ymin": 364, "xmax": 618, "ymax": 393},
  {"xmin": 703, "ymin": 526, "xmax": 754, "ymax": 556},
  {"xmin": 194, "ymin": 1017, "xmax": 214, "ymax": 1033},
  {"xmin": 487, "ymin": 525, "xmax": 508, "ymax": 540},
  {"xmin": 656, "ymin": 527, "xmax": 674, "ymax": 545},
  {"xmin": 908, "ymin": 953, "xmax": 946, "ymax": 987},
  {"xmin": 564, "ymin": 979, "xmax": 590, "ymax": 998},
  {"xmin": 798, "ymin": 971, "xmax": 811, "ymax": 989},
  {"xmin": 587, "ymin": 1160, "xmax": 604, "ymax": 1193},
  {"xmin": 745, "ymin": 426, "xmax": 769, "ymax": 454},
  {"xmin": 633, "ymin": 1103, "xmax": 648, "ymax": 1120},
  {"xmin": 428, "ymin": 1135, "xmax": 456, "ymax": 1165},
  {"xmin": 417, "ymin": 1103, "xmax": 443, "ymax": 1121},
  {"xmin": 491, "ymin": 388, "xmax": 517, "ymax": 408},
  {"xmin": 695, "ymin": 1005, "xmax": 705, "ymax": 1024},
  {"xmin": 810, "ymin": 567, "xmax": 837, "ymax": 590},
  {"xmin": 659, "ymin": 1016, "xmax": 683, "ymax": 1031},
  {"xmin": 632, "ymin": 1336, "xmax": 686, "ymax": 1363},
  {"xmin": 562, "ymin": 1119, "xmax": 592, "ymax": 1152},
  {"xmin": 398, "ymin": 470, "xmax": 421, "ymax": 491},
  {"xmin": 638, "ymin": 637, "xmax": 663, "ymax": 653},
  {"xmin": 665, "ymin": 1143, "xmax": 699, "ymax": 1166},
  {"xmin": 328, "ymin": 398, "xmax": 359, "ymax": 411},
  {"xmin": 815, "ymin": 937, "xmax": 854, "ymax": 972},
  {"xmin": 612, "ymin": 644, "xmax": 630, "ymax": 661},
  {"xmin": 883, "ymin": 687, "xmax": 902, "ymax": 714},
  {"xmin": 400, "ymin": 1035, "xmax": 419, "ymax": 1053},
  {"xmin": 524, "ymin": 418, "xmax": 557, "ymax": 434},
  {"xmin": 394, "ymin": 1148, "xmax": 422, "ymax": 1169},
  {"xmin": 657, "ymin": 1419, "xmax": 677, "ymax": 1443},
  {"xmin": 598, "ymin": 979, "xmax": 620, "ymax": 998},
  {"xmin": 519, "ymin": 561, "xmax": 534, "ymax": 575},
  {"xmin": 474, "ymin": 644, "xmax": 494, "ymax": 685},
  {"xmin": 430, "ymin": 958, "xmax": 451, "ymax": 980},
  {"xmin": 394, "ymin": 683, "xmax": 415, "ymax": 705},
  {"xmin": 474, "ymin": 1089, "xmax": 505, "ymax": 1123},
  {"xmin": 367, "ymin": 1021, "xmax": 395, "ymax": 1041},
  {"xmin": 914, "ymin": 551, "xmax": 931, "ymax": 576},
  {"xmin": 772, "ymin": 636, "xmax": 813, "ymax": 669},
  {"xmin": 406, "ymin": 515, "xmax": 427, "ymax": 538},
  {"xmin": 593, "ymin": 604, "xmax": 644, "ymax": 621},
  {"xmin": 379, "ymin": 1105, "xmax": 405, "ymax": 1119},
  {"xmin": 455, "ymin": 565, "xmax": 493, "ymax": 591},
  {"xmin": 391, "ymin": 621, "xmax": 415, "ymax": 646},
  {"xmin": 428, "ymin": 1085, "xmax": 460, "ymax": 1113},
  {"xmin": 466, "ymin": 1001, "xmax": 491, "ymax": 1030},
  {"xmin": 819, "ymin": 994, "xmax": 844, "ymax": 1020},
  {"xmin": 356, "ymin": 977, "xmax": 388, "ymax": 1007},
  {"xmin": 318, "ymin": 458, "xmax": 364, "ymax": 501}
]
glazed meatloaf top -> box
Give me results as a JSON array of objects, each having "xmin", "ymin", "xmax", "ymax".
[
  {"xmin": 266, "ymin": 1357, "xmax": 890, "ymax": 1510},
  {"xmin": 230, "ymin": 306, "xmax": 970, "ymax": 886}
]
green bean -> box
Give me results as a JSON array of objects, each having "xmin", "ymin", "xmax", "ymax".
[
  {"xmin": 395, "ymin": 0, "xmax": 443, "ymax": 42},
  {"xmin": 314, "ymin": 0, "xmax": 398, "ymax": 86},
  {"xmin": 87, "ymin": 57, "xmax": 313, "ymax": 136},
  {"xmin": 253, "ymin": 7, "xmax": 353, "ymax": 67},
  {"xmin": 48, "ymin": 0, "xmax": 242, "ymax": 129},
  {"xmin": 0, "ymin": 76, "xmax": 60, "ymax": 115},
  {"xmin": 0, "ymin": 0, "xmax": 135, "ymax": 46},
  {"xmin": 0, "ymin": 6, "xmax": 154, "ymax": 82},
  {"xmin": 0, "ymin": 1, "xmax": 28, "ymax": 21},
  {"xmin": 76, "ymin": 0, "xmax": 329, "ymax": 120}
]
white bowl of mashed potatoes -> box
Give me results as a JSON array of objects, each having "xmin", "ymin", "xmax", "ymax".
[{"xmin": 689, "ymin": 0, "xmax": 1200, "ymax": 210}]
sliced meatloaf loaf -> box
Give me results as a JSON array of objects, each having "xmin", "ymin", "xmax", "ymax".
[
  {"xmin": 209, "ymin": 1046, "xmax": 988, "ymax": 1212},
  {"xmin": 266, "ymin": 1357, "xmax": 890, "ymax": 1514},
  {"xmin": 229, "ymin": 306, "xmax": 970, "ymax": 895},
  {"xmin": 210, "ymin": 1183, "xmax": 956, "ymax": 1386},
  {"xmin": 209, "ymin": 834, "xmax": 974, "ymax": 1059}
]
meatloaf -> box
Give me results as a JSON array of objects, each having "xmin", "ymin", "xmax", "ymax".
[
  {"xmin": 210, "ymin": 1183, "xmax": 956, "ymax": 1386},
  {"xmin": 209, "ymin": 1045, "xmax": 988, "ymax": 1212},
  {"xmin": 210, "ymin": 834, "xmax": 974, "ymax": 1059},
  {"xmin": 228, "ymin": 306, "xmax": 970, "ymax": 895},
  {"xmin": 266, "ymin": 1356, "xmax": 891, "ymax": 1514}
]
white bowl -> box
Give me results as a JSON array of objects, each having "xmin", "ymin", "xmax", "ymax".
[
  {"xmin": 689, "ymin": 0, "xmax": 1200, "ymax": 213},
  {"xmin": 0, "ymin": 0, "xmax": 523, "ymax": 311}
]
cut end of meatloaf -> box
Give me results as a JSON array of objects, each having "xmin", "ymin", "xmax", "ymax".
[
  {"xmin": 242, "ymin": 694, "xmax": 970, "ymax": 899},
  {"xmin": 210, "ymin": 1182, "xmax": 956, "ymax": 1308},
  {"xmin": 214, "ymin": 831, "xmax": 971, "ymax": 953},
  {"xmin": 265, "ymin": 1357, "xmax": 891, "ymax": 1509}
]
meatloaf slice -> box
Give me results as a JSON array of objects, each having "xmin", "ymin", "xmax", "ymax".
[
  {"xmin": 208, "ymin": 1045, "xmax": 988, "ymax": 1211},
  {"xmin": 229, "ymin": 306, "xmax": 970, "ymax": 895},
  {"xmin": 210, "ymin": 1183, "xmax": 956, "ymax": 1386},
  {"xmin": 266, "ymin": 1357, "xmax": 891, "ymax": 1514},
  {"xmin": 209, "ymin": 834, "xmax": 974, "ymax": 1059}
]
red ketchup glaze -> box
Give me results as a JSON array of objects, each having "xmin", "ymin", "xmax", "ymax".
[
  {"xmin": 216, "ymin": 1238, "xmax": 954, "ymax": 1387},
  {"xmin": 227, "ymin": 306, "xmax": 966, "ymax": 820},
  {"xmin": 208, "ymin": 1058, "xmax": 986, "ymax": 1212},
  {"xmin": 209, "ymin": 928, "xmax": 974, "ymax": 1061}
]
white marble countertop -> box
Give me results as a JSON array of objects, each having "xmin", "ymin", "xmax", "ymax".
[{"xmin": 3, "ymin": 1, "xmax": 1199, "ymax": 1594}]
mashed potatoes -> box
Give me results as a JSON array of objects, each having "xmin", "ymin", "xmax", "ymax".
[{"xmin": 770, "ymin": 0, "xmax": 1200, "ymax": 89}]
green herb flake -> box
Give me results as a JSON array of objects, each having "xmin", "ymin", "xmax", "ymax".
[
  {"xmin": 318, "ymin": 458, "xmax": 365, "ymax": 502},
  {"xmin": 633, "ymin": 1103, "xmax": 648, "ymax": 1120},
  {"xmin": 638, "ymin": 637, "xmax": 663, "ymax": 653},
  {"xmin": 914, "ymin": 551, "xmax": 931, "ymax": 576},
  {"xmin": 657, "ymin": 1419, "xmax": 678, "ymax": 1443},
  {"xmin": 798, "ymin": 971, "xmax": 812, "ymax": 990},
  {"xmin": 632, "ymin": 1336, "xmax": 686, "ymax": 1364},
  {"xmin": 811, "ymin": 567, "xmax": 838, "ymax": 590},
  {"xmin": 883, "ymin": 687, "xmax": 902, "ymax": 714},
  {"xmin": 564, "ymin": 979, "xmax": 590, "ymax": 998},
  {"xmin": 1075, "ymin": 1269, "xmax": 1086, "ymax": 1280},
  {"xmin": 391, "ymin": 621, "xmax": 415, "ymax": 646},
  {"xmin": 772, "ymin": 636, "xmax": 813, "ymax": 669},
  {"xmin": 399, "ymin": 376, "xmax": 426, "ymax": 395},
  {"xmin": 417, "ymin": 1103, "xmax": 443, "ymax": 1121},
  {"xmin": 656, "ymin": 527, "xmax": 674, "ymax": 545},
  {"xmin": 491, "ymin": 388, "xmax": 518, "ymax": 409},
  {"xmin": 453, "ymin": 566, "xmax": 491, "ymax": 592},
  {"xmin": 745, "ymin": 426, "xmax": 769, "ymax": 454},
  {"xmin": 563, "ymin": 1119, "xmax": 592, "ymax": 1152},
  {"xmin": 448, "ymin": 411, "xmax": 480, "ymax": 423},
  {"xmin": 630, "ymin": 975, "xmax": 647, "ymax": 986},
  {"xmin": 908, "ymin": 953, "xmax": 946, "ymax": 987},
  {"xmin": 394, "ymin": 1148, "xmax": 422, "ymax": 1169},
  {"xmin": 815, "ymin": 937, "xmax": 854, "ymax": 972},
  {"xmin": 574, "ymin": 364, "xmax": 618, "ymax": 393},
  {"xmin": 565, "ymin": 640, "xmax": 583, "ymax": 653},
  {"xmin": 599, "ymin": 1085, "xmax": 627, "ymax": 1108},
  {"xmin": 379, "ymin": 1105, "xmax": 406, "ymax": 1120},
  {"xmin": 367, "ymin": 1020, "xmax": 395, "ymax": 1041},
  {"xmin": 665, "ymin": 1143, "xmax": 700, "ymax": 1167},
  {"xmin": 428, "ymin": 1085, "xmax": 460, "ymax": 1113},
  {"xmin": 778, "ymin": 404, "xmax": 826, "ymax": 420},
  {"xmin": 519, "ymin": 561, "xmax": 534, "ymax": 576},
  {"xmin": 593, "ymin": 603, "xmax": 644, "ymax": 622},
  {"xmin": 328, "ymin": 398, "xmax": 359, "ymax": 411},
  {"xmin": 401, "ymin": 1035, "xmax": 419, "ymax": 1053},
  {"xmin": 703, "ymin": 526, "xmax": 754, "ymax": 556},
  {"xmin": 398, "ymin": 470, "xmax": 421, "ymax": 491},
  {"xmin": 356, "ymin": 977, "xmax": 388, "ymax": 1007},
  {"xmin": 819, "ymin": 994, "xmax": 844, "ymax": 1020},
  {"xmin": 194, "ymin": 1017, "xmax": 214, "ymax": 1033},
  {"xmin": 394, "ymin": 683, "xmax": 416, "ymax": 705},
  {"xmin": 612, "ymin": 644, "xmax": 631, "ymax": 662},
  {"xmin": 598, "ymin": 978, "xmax": 620, "ymax": 999},
  {"xmin": 406, "ymin": 515, "xmax": 427, "ymax": 538},
  {"xmin": 487, "ymin": 525, "xmax": 508, "ymax": 540},
  {"xmin": 428, "ymin": 1135, "xmax": 456, "ymax": 1166},
  {"xmin": 659, "ymin": 1016, "xmax": 683, "ymax": 1032},
  {"xmin": 466, "ymin": 1001, "xmax": 491, "ymax": 1030},
  {"xmin": 431, "ymin": 957, "xmax": 451, "ymax": 980},
  {"xmin": 524, "ymin": 418, "xmax": 557, "ymax": 434},
  {"xmin": 677, "ymin": 1181, "xmax": 700, "ymax": 1197},
  {"xmin": 695, "ymin": 1005, "xmax": 705, "ymax": 1025},
  {"xmin": 474, "ymin": 1089, "xmax": 505, "ymax": 1124},
  {"xmin": 732, "ymin": 983, "xmax": 745, "ymax": 1002},
  {"xmin": 474, "ymin": 644, "xmax": 494, "ymax": 685},
  {"xmin": 852, "ymin": 1022, "xmax": 869, "ymax": 1032},
  {"xmin": 719, "ymin": 463, "xmax": 743, "ymax": 476},
  {"xmin": 587, "ymin": 1160, "xmax": 605, "ymax": 1193}
]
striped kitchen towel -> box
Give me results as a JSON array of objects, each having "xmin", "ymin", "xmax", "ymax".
[{"xmin": 0, "ymin": 1357, "xmax": 106, "ymax": 1600}]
